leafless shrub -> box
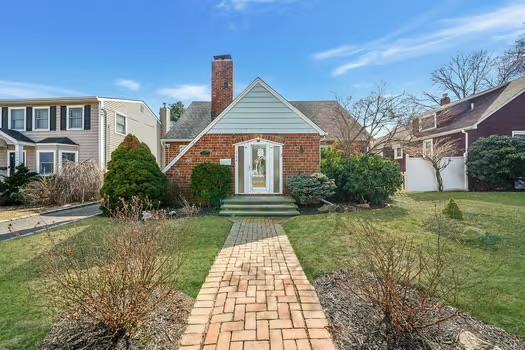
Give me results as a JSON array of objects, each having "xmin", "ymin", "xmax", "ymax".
[
  {"xmin": 22, "ymin": 161, "xmax": 102, "ymax": 206},
  {"xmin": 56, "ymin": 161, "xmax": 102, "ymax": 204},
  {"xmin": 22, "ymin": 176, "xmax": 60, "ymax": 206},
  {"xmin": 177, "ymin": 196, "xmax": 200, "ymax": 217},
  {"xmin": 344, "ymin": 221, "xmax": 461, "ymax": 349},
  {"xmin": 42, "ymin": 197, "xmax": 184, "ymax": 344}
]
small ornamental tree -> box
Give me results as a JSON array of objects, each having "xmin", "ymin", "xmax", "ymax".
[
  {"xmin": 100, "ymin": 134, "xmax": 166, "ymax": 212},
  {"xmin": 467, "ymin": 135, "xmax": 525, "ymax": 190},
  {"xmin": 191, "ymin": 163, "xmax": 232, "ymax": 207},
  {"xmin": 443, "ymin": 198, "xmax": 463, "ymax": 220},
  {"xmin": 0, "ymin": 164, "xmax": 38, "ymax": 205}
]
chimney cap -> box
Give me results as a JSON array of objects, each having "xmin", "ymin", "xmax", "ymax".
[{"xmin": 213, "ymin": 54, "xmax": 232, "ymax": 60}]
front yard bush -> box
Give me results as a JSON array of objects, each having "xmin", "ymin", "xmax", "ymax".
[
  {"xmin": 287, "ymin": 173, "xmax": 336, "ymax": 205},
  {"xmin": 0, "ymin": 164, "xmax": 38, "ymax": 205},
  {"xmin": 443, "ymin": 198, "xmax": 463, "ymax": 220},
  {"xmin": 23, "ymin": 161, "xmax": 102, "ymax": 206},
  {"xmin": 191, "ymin": 162, "xmax": 232, "ymax": 207},
  {"xmin": 467, "ymin": 135, "xmax": 525, "ymax": 190},
  {"xmin": 100, "ymin": 134, "xmax": 166, "ymax": 212},
  {"xmin": 322, "ymin": 149, "xmax": 403, "ymax": 206}
]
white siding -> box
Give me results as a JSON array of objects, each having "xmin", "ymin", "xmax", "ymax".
[{"xmin": 209, "ymin": 83, "xmax": 318, "ymax": 134}]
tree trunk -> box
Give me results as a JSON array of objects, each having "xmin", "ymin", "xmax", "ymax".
[{"xmin": 435, "ymin": 168, "xmax": 444, "ymax": 192}]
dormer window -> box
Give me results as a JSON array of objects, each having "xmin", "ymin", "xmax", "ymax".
[{"xmin": 419, "ymin": 114, "xmax": 437, "ymax": 131}]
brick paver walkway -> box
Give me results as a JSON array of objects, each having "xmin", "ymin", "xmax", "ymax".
[{"xmin": 179, "ymin": 218, "xmax": 335, "ymax": 350}]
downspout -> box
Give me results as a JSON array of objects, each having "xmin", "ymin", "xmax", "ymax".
[{"xmin": 461, "ymin": 129, "xmax": 469, "ymax": 190}]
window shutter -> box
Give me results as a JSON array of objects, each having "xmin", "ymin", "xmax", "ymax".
[
  {"xmin": 1, "ymin": 107, "xmax": 7, "ymax": 128},
  {"xmin": 26, "ymin": 107, "xmax": 32, "ymax": 131},
  {"xmin": 84, "ymin": 105, "xmax": 91, "ymax": 130},
  {"xmin": 60, "ymin": 106, "xmax": 67, "ymax": 130},
  {"xmin": 50, "ymin": 106, "xmax": 57, "ymax": 130}
]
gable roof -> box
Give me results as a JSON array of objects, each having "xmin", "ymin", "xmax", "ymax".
[
  {"xmin": 416, "ymin": 76, "xmax": 525, "ymax": 138},
  {"xmin": 162, "ymin": 78, "xmax": 328, "ymax": 172},
  {"xmin": 165, "ymin": 100, "xmax": 363, "ymax": 142}
]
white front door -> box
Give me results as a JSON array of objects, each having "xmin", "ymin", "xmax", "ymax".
[
  {"xmin": 248, "ymin": 143, "xmax": 270, "ymax": 193},
  {"xmin": 235, "ymin": 140, "xmax": 282, "ymax": 194}
]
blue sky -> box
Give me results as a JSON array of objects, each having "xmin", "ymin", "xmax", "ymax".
[{"xmin": 1, "ymin": 0, "xmax": 524, "ymax": 113}]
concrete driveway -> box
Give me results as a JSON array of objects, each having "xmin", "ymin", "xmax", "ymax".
[{"xmin": 0, "ymin": 203, "xmax": 101, "ymax": 241}]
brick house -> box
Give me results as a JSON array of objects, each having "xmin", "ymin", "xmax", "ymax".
[
  {"xmin": 161, "ymin": 55, "xmax": 362, "ymax": 197},
  {"xmin": 381, "ymin": 76, "xmax": 525, "ymax": 191}
]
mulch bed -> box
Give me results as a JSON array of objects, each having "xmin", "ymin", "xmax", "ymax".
[
  {"xmin": 40, "ymin": 291, "xmax": 193, "ymax": 350},
  {"xmin": 315, "ymin": 271, "xmax": 525, "ymax": 350}
]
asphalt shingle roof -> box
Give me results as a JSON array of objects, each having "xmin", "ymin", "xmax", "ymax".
[
  {"xmin": 165, "ymin": 100, "xmax": 366, "ymax": 141},
  {"xmin": 417, "ymin": 76, "xmax": 525, "ymax": 137},
  {"xmin": 0, "ymin": 128, "xmax": 35, "ymax": 143},
  {"xmin": 37, "ymin": 137, "xmax": 78, "ymax": 145}
]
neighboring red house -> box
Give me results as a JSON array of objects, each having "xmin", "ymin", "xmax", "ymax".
[
  {"xmin": 161, "ymin": 55, "xmax": 362, "ymax": 199},
  {"xmin": 382, "ymin": 76, "xmax": 525, "ymax": 191}
]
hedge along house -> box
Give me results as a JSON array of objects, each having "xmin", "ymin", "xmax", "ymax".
[{"xmin": 161, "ymin": 55, "xmax": 360, "ymax": 214}]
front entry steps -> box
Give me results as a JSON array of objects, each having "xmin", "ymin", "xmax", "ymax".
[{"xmin": 219, "ymin": 196, "xmax": 300, "ymax": 217}]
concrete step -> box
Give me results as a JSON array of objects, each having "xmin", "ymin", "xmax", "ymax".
[
  {"xmin": 221, "ymin": 204, "xmax": 298, "ymax": 210},
  {"xmin": 222, "ymin": 196, "xmax": 296, "ymax": 205},
  {"xmin": 219, "ymin": 209, "xmax": 300, "ymax": 217}
]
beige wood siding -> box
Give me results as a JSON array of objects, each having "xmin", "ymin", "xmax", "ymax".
[
  {"xmin": 13, "ymin": 102, "xmax": 100, "ymax": 163},
  {"xmin": 102, "ymin": 100, "xmax": 160, "ymax": 164}
]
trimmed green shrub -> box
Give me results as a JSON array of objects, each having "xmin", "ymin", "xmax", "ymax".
[
  {"xmin": 0, "ymin": 164, "xmax": 38, "ymax": 205},
  {"xmin": 443, "ymin": 198, "xmax": 463, "ymax": 220},
  {"xmin": 286, "ymin": 173, "xmax": 337, "ymax": 205},
  {"xmin": 322, "ymin": 149, "xmax": 403, "ymax": 206},
  {"xmin": 191, "ymin": 162, "xmax": 232, "ymax": 207},
  {"xmin": 467, "ymin": 135, "xmax": 525, "ymax": 190},
  {"xmin": 100, "ymin": 134, "xmax": 166, "ymax": 212}
]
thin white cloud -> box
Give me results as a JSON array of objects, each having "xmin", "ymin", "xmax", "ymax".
[
  {"xmin": 157, "ymin": 84, "xmax": 209, "ymax": 101},
  {"xmin": 115, "ymin": 78, "xmax": 141, "ymax": 91},
  {"xmin": 0, "ymin": 80, "xmax": 84, "ymax": 99},
  {"xmin": 314, "ymin": 2, "xmax": 525, "ymax": 76},
  {"xmin": 217, "ymin": 0, "xmax": 297, "ymax": 11}
]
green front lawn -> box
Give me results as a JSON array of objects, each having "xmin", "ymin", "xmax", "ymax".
[
  {"xmin": 284, "ymin": 192, "xmax": 525, "ymax": 338},
  {"xmin": 0, "ymin": 216, "xmax": 232, "ymax": 350}
]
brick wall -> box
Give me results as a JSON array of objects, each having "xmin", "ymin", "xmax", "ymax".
[
  {"xmin": 165, "ymin": 134, "xmax": 320, "ymax": 195},
  {"xmin": 163, "ymin": 141, "xmax": 190, "ymax": 167}
]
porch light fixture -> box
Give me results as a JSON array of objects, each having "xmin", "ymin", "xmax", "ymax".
[{"xmin": 256, "ymin": 136, "xmax": 261, "ymax": 142}]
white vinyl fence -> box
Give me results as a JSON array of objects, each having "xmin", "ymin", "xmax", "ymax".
[{"xmin": 404, "ymin": 156, "xmax": 467, "ymax": 192}]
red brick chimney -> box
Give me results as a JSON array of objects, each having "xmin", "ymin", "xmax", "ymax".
[
  {"xmin": 211, "ymin": 54, "xmax": 234, "ymax": 119},
  {"xmin": 440, "ymin": 93, "xmax": 451, "ymax": 106}
]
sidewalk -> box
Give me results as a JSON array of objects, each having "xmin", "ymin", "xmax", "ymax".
[
  {"xmin": 0, "ymin": 203, "xmax": 101, "ymax": 241},
  {"xmin": 179, "ymin": 217, "xmax": 335, "ymax": 350}
]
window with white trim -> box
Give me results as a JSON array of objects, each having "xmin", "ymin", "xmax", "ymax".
[
  {"xmin": 61, "ymin": 151, "xmax": 77, "ymax": 164},
  {"xmin": 34, "ymin": 107, "xmax": 50, "ymax": 130},
  {"xmin": 116, "ymin": 113, "xmax": 127, "ymax": 135},
  {"xmin": 38, "ymin": 151, "xmax": 55, "ymax": 176},
  {"xmin": 9, "ymin": 108, "xmax": 25, "ymax": 130},
  {"xmin": 393, "ymin": 144, "xmax": 403, "ymax": 159},
  {"xmin": 67, "ymin": 106, "xmax": 84, "ymax": 130},
  {"xmin": 422, "ymin": 139, "xmax": 433, "ymax": 157},
  {"xmin": 512, "ymin": 131, "xmax": 525, "ymax": 139}
]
